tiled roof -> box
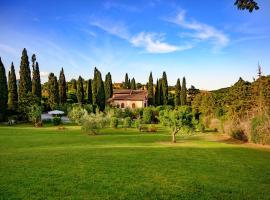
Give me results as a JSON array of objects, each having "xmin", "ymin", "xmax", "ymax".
[{"xmin": 108, "ymin": 89, "xmax": 147, "ymax": 101}]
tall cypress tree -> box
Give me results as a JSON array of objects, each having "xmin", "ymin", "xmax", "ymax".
[
  {"xmin": 148, "ymin": 72, "xmax": 154, "ymax": 105},
  {"xmin": 181, "ymin": 77, "xmax": 187, "ymax": 106},
  {"xmin": 87, "ymin": 79, "xmax": 92, "ymax": 104},
  {"xmin": 48, "ymin": 73, "xmax": 59, "ymax": 110},
  {"xmin": 96, "ymin": 70, "xmax": 105, "ymax": 111},
  {"xmin": 0, "ymin": 57, "xmax": 8, "ymax": 120},
  {"xmin": 31, "ymin": 55, "xmax": 41, "ymax": 102},
  {"xmin": 71, "ymin": 79, "xmax": 77, "ymax": 92},
  {"xmin": 159, "ymin": 78, "xmax": 163, "ymax": 105},
  {"xmin": 77, "ymin": 76, "xmax": 84, "ymax": 104},
  {"xmin": 92, "ymin": 67, "xmax": 98, "ymax": 104},
  {"xmin": 130, "ymin": 78, "xmax": 136, "ymax": 90},
  {"xmin": 162, "ymin": 71, "xmax": 168, "ymax": 105},
  {"xmin": 59, "ymin": 67, "xmax": 67, "ymax": 105},
  {"xmin": 174, "ymin": 78, "xmax": 181, "ymax": 107},
  {"xmin": 104, "ymin": 72, "xmax": 113, "ymax": 101},
  {"xmin": 123, "ymin": 73, "xmax": 129, "ymax": 89},
  {"xmin": 18, "ymin": 48, "xmax": 32, "ymax": 102},
  {"xmin": 154, "ymin": 79, "xmax": 160, "ymax": 106},
  {"xmin": 8, "ymin": 62, "xmax": 18, "ymax": 110}
]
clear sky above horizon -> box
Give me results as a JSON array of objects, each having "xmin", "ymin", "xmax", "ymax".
[{"xmin": 0, "ymin": 0, "xmax": 270, "ymax": 90}]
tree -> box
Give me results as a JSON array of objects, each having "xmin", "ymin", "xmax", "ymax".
[
  {"xmin": 71, "ymin": 79, "xmax": 77, "ymax": 91},
  {"xmin": 96, "ymin": 71, "xmax": 105, "ymax": 111},
  {"xmin": 130, "ymin": 77, "xmax": 136, "ymax": 90},
  {"xmin": 28, "ymin": 104, "xmax": 42, "ymax": 127},
  {"xmin": 181, "ymin": 77, "xmax": 187, "ymax": 106},
  {"xmin": 87, "ymin": 79, "xmax": 93, "ymax": 104},
  {"xmin": 175, "ymin": 78, "xmax": 181, "ymax": 106},
  {"xmin": 159, "ymin": 106, "xmax": 194, "ymax": 143},
  {"xmin": 18, "ymin": 48, "xmax": 32, "ymax": 102},
  {"xmin": 92, "ymin": 67, "xmax": 98, "ymax": 104},
  {"xmin": 48, "ymin": 73, "xmax": 59, "ymax": 110},
  {"xmin": 123, "ymin": 73, "xmax": 129, "ymax": 89},
  {"xmin": 162, "ymin": 71, "xmax": 168, "ymax": 105},
  {"xmin": 234, "ymin": 0, "xmax": 259, "ymax": 12},
  {"xmin": 148, "ymin": 72, "xmax": 154, "ymax": 105},
  {"xmin": 154, "ymin": 79, "xmax": 160, "ymax": 106},
  {"xmin": 31, "ymin": 54, "xmax": 41, "ymax": 103},
  {"xmin": 8, "ymin": 62, "xmax": 18, "ymax": 111},
  {"xmin": 59, "ymin": 67, "xmax": 67, "ymax": 105},
  {"xmin": 0, "ymin": 57, "xmax": 8, "ymax": 121},
  {"xmin": 159, "ymin": 78, "xmax": 164, "ymax": 105},
  {"xmin": 77, "ymin": 76, "xmax": 84, "ymax": 104},
  {"xmin": 104, "ymin": 72, "xmax": 113, "ymax": 101}
]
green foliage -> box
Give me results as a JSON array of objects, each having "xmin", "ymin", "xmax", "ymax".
[
  {"xmin": 18, "ymin": 92, "xmax": 39, "ymax": 121},
  {"xmin": 154, "ymin": 79, "xmax": 160, "ymax": 106},
  {"xmin": 110, "ymin": 117, "xmax": 119, "ymax": 128},
  {"xmin": 48, "ymin": 73, "xmax": 59, "ymax": 110},
  {"xmin": 104, "ymin": 73, "xmax": 113, "ymax": 101},
  {"xmin": 87, "ymin": 79, "xmax": 93, "ymax": 104},
  {"xmin": 59, "ymin": 67, "xmax": 67, "ymax": 105},
  {"xmin": 77, "ymin": 76, "xmax": 84, "ymax": 104},
  {"xmin": 251, "ymin": 114, "xmax": 270, "ymax": 144},
  {"xmin": 31, "ymin": 55, "xmax": 41, "ymax": 103},
  {"xmin": 143, "ymin": 107, "xmax": 153, "ymax": 124},
  {"xmin": 134, "ymin": 118, "xmax": 142, "ymax": 129},
  {"xmin": 123, "ymin": 117, "xmax": 132, "ymax": 128},
  {"xmin": 68, "ymin": 105, "xmax": 88, "ymax": 125},
  {"xmin": 234, "ymin": 0, "xmax": 259, "ymax": 12},
  {"xmin": 162, "ymin": 71, "xmax": 168, "ymax": 105},
  {"xmin": 148, "ymin": 124, "xmax": 157, "ymax": 132},
  {"xmin": 0, "ymin": 57, "xmax": 8, "ymax": 121},
  {"xmin": 93, "ymin": 68, "xmax": 105, "ymax": 111},
  {"xmin": 174, "ymin": 78, "xmax": 181, "ymax": 107},
  {"xmin": 230, "ymin": 128, "xmax": 248, "ymax": 142},
  {"xmin": 81, "ymin": 112, "xmax": 109, "ymax": 135},
  {"xmin": 130, "ymin": 77, "xmax": 136, "ymax": 90},
  {"xmin": 123, "ymin": 73, "xmax": 129, "ymax": 89},
  {"xmin": 197, "ymin": 123, "xmax": 205, "ymax": 133},
  {"xmin": 180, "ymin": 77, "xmax": 187, "ymax": 106},
  {"xmin": 8, "ymin": 62, "xmax": 18, "ymax": 111},
  {"xmin": 28, "ymin": 104, "xmax": 42, "ymax": 126},
  {"xmin": 148, "ymin": 72, "xmax": 154, "ymax": 105},
  {"xmin": 52, "ymin": 116, "xmax": 62, "ymax": 126}
]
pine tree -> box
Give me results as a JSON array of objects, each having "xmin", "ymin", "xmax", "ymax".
[
  {"xmin": 181, "ymin": 77, "xmax": 187, "ymax": 106},
  {"xmin": 0, "ymin": 57, "xmax": 8, "ymax": 120},
  {"xmin": 8, "ymin": 62, "xmax": 18, "ymax": 110},
  {"xmin": 154, "ymin": 79, "xmax": 160, "ymax": 106},
  {"xmin": 48, "ymin": 73, "xmax": 59, "ymax": 110},
  {"xmin": 18, "ymin": 48, "xmax": 32, "ymax": 102},
  {"xmin": 130, "ymin": 78, "xmax": 136, "ymax": 90},
  {"xmin": 104, "ymin": 72, "xmax": 113, "ymax": 101},
  {"xmin": 96, "ymin": 70, "xmax": 105, "ymax": 111},
  {"xmin": 59, "ymin": 67, "xmax": 67, "ymax": 105},
  {"xmin": 31, "ymin": 54, "xmax": 41, "ymax": 102},
  {"xmin": 162, "ymin": 71, "xmax": 168, "ymax": 105},
  {"xmin": 77, "ymin": 76, "xmax": 84, "ymax": 104},
  {"xmin": 123, "ymin": 73, "xmax": 129, "ymax": 89},
  {"xmin": 148, "ymin": 72, "xmax": 154, "ymax": 105},
  {"xmin": 174, "ymin": 78, "xmax": 181, "ymax": 107},
  {"xmin": 87, "ymin": 79, "xmax": 92, "ymax": 104}
]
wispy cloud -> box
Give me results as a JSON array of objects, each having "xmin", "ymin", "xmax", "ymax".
[
  {"xmin": 0, "ymin": 43, "xmax": 18, "ymax": 56},
  {"xmin": 90, "ymin": 19, "xmax": 188, "ymax": 54},
  {"xmin": 166, "ymin": 10, "xmax": 229, "ymax": 50},
  {"xmin": 103, "ymin": 1, "xmax": 139, "ymax": 12}
]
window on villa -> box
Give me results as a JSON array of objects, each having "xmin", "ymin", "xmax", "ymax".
[
  {"xmin": 132, "ymin": 103, "xmax": 136, "ymax": 109},
  {"xmin": 121, "ymin": 103, "xmax": 125, "ymax": 108}
]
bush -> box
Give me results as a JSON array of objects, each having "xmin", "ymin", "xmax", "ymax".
[
  {"xmin": 230, "ymin": 128, "xmax": 248, "ymax": 142},
  {"xmin": 250, "ymin": 115, "xmax": 270, "ymax": 145},
  {"xmin": 197, "ymin": 123, "xmax": 205, "ymax": 133},
  {"xmin": 134, "ymin": 118, "xmax": 142, "ymax": 129},
  {"xmin": 148, "ymin": 124, "xmax": 157, "ymax": 132},
  {"xmin": 143, "ymin": 107, "xmax": 153, "ymax": 124},
  {"xmin": 123, "ymin": 117, "xmax": 132, "ymax": 128},
  {"xmin": 28, "ymin": 104, "xmax": 42, "ymax": 127},
  {"xmin": 110, "ymin": 117, "xmax": 119, "ymax": 128},
  {"xmin": 81, "ymin": 113, "xmax": 109, "ymax": 135},
  {"xmin": 52, "ymin": 116, "xmax": 62, "ymax": 126},
  {"xmin": 68, "ymin": 106, "xmax": 87, "ymax": 125}
]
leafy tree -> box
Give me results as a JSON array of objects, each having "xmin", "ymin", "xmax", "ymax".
[
  {"xmin": 159, "ymin": 106, "xmax": 194, "ymax": 143},
  {"xmin": 143, "ymin": 107, "xmax": 153, "ymax": 124},
  {"xmin": 59, "ymin": 67, "xmax": 67, "ymax": 105},
  {"xmin": 8, "ymin": 62, "xmax": 18, "ymax": 111},
  {"xmin": 0, "ymin": 57, "xmax": 8, "ymax": 121},
  {"xmin": 174, "ymin": 78, "xmax": 181, "ymax": 106},
  {"xmin": 181, "ymin": 77, "xmax": 187, "ymax": 106},
  {"xmin": 130, "ymin": 77, "xmax": 136, "ymax": 90},
  {"xmin": 87, "ymin": 79, "xmax": 93, "ymax": 104},
  {"xmin": 110, "ymin": 117, "xmax": 119, "ymax": 128},
  {"xmin": 77, "ymin": 76, "xmax": 84, "ymax": 104},
  {"xmin": 28, "ymin": 104, "xmax": 42, "ymax": 127},
  {"xmin": 31, "ymin": 54, "xmax": 41, "ymax": 103},
  {"xmin": 18, "ymin": 48, "xmax": 32, "ymax": 103},
  {"xmin": 162, "ymin": 71, "xmax": 168, "ymax": 105},
  {"xmin": 71, "ymin": 79, "xmax": 77, "ymax": 92},
  {"xmin": 104, "ymin": 72, "xmax": 113, "ymax": 101},
  {"xmin": 234, "ymin": 0, "xmax": 259, "ymax": 12},
  {"xmin": 123, "ymin": 117, "xmax": 132, "ymax": 128},
  {"xmin": 48, "ymin": 73, "xmax": 59, "ymax": 110},
  {"xmin": 68, "ymin": 105, "xmax": 88, "ymax": 125},
  {"xmin": 81, "ymin": 112, "xmax": 109, "ymax": 135},
  {"xmin": 148, "ymin": 72, "xmax": 154, "ymax": 105}
]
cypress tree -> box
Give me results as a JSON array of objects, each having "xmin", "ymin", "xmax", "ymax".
[
  {"xmin": 59, "ymin": 67, "xmax": 67, "ymax": 105},
  {"xmin": 181, "ymin": 77, "xmax": 187, "ymax": 106},
  {"xmin": 128, "ymin": 78, "xmax": 131, "ymax": 89},
  {"xmin": 0, "ymin": 57, "xmax": 8, "ymax": 120},
  {"xmin": 92, "ymin": 67, "xmax": 98, "ymax": 104},
  {"xmin": 48, "ymin": 73, "xmax": 59, "ymax": 110},
  {"xmin": 31, "ymin": 54, "xmax": 41, "ymax": 102},
  {"xmin": 130, "ymin": 78, "xmax": 136, "ymax": 90},
  {"xmin": 154, "ymin": 79, "xmax": 160, "ymax": 106},
  {"xmin": 104, "ymin": 72, "xmax": 113, "ymax": 101},
  {"xmin": 148, "ymin": 72, "xmax": 154, "ymax": 105},
  {"xmin": 159, "ymin": 78, "xmax": 163, "ymax": 105},
  {"xmin": 77, "ymin": 76, "xmax": 84, "ymax": 104},
  {"xmin": 87, "ymin": 79, "xmax": 92, "ymax": 104},
  {"xmin": 123, "ymin": 73, "xmax": 129, "ymax": 89},
  {"xmin": 162, "ymin": 71, "xmax": 168, "ymax": 105},
  {"xmin": 18, "ymin": 48, "xmax": 32, "ymax": 102},
  {"xmin": 8, "ymin": 62, "xmax": 18, "ymax": 110},
  {"xmin": 71, "ymin": 79, "xmax": 77, "ymax": 91},
  {"xmin": 96, "ymin": 70, "xmax": 105, "ymax": 111},
  {"xmin": 174, "ymin": 78, "xmax": 181, "ymax": 107}
]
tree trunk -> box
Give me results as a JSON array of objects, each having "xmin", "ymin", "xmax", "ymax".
[{"xmin": 172, "ymin": 129, "xmax": 177, "ymax": 143}]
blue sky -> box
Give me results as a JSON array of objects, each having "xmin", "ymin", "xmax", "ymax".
[{"xmin": 0, "ymin": 0, "xmax": 269, "ymax": 90}]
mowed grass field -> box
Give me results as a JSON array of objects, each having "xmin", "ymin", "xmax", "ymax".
[{"xmin": 0, "ymin": 125, "xmax": 270, "ymax": 200}]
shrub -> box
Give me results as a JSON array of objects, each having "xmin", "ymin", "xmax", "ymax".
[
  {"xmin": 68, "ymin": 106, "xmax": 87, "ymax": 125},
  {"xmin": 81, "ymin": 112, "xmax": 109, "ymax": 135},
  {"xmin": 230, "ymin": 128, "xmax": 248, "ymax": 142},
  {"xmin": 52, "ymin": 116, "xmax": 62, "ymax": 126},
  {"xmin": 28, "ymin": 104, "xmax": 42, "ymax": 127},
  {"xmin": 197, "ymin": 123, "xmax": 205, "ymax": 133},
  {"xmin": 123, "ymin": 117, "xmax": 132, "ymax": 128},
  {"xmin": 148, "ymin": 124, "xmax": 157, "ymax": 132},
  {"xmin": 134, "ymin": 118, "xmax": 142, "ymax": 129},
  {"xmin": 110, "ymin": 117, "xmax": 119, "ymax": 128},
  {"xmin": 143, "ymin": 107, "xmax": 153, "ymax": 124},
  {"xmin": 250, "ymin": 115, "xmax": 270, "ymax": 145}
]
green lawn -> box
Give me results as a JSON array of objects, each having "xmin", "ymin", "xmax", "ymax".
[{"xmin": 0, "ymin": 125, "xmax": 270, "ymax": 200}]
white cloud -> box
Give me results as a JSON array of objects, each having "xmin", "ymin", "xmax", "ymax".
[
  {"xmin": 167, "ymin": 10, "xmax": 229, "ymax": 49},
  {"xmin": 40, "ymin": 71, "xmax": 49, "ymax": 78}
]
